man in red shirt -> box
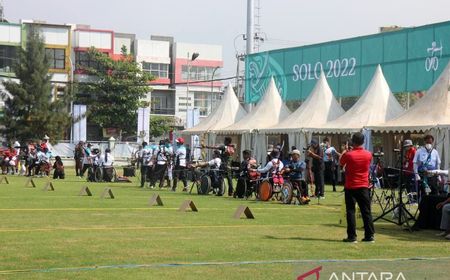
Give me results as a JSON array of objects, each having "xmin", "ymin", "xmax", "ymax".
[
  {"xmin": 339, "ymin": 132, "xmax": 374, "ymax": 243},
  {"xmin": 402, "ymin": 139, "xmax": 416, "ymax": 195}
]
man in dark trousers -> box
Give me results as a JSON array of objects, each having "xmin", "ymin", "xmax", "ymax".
[
  {"xmin": 339, "ymin": 132, "xmax": 375, "ymax": 243},
  {"xmin": 307, "ymin": 138, "xmax": 325, "ymax": 198},
  {"xmin": 202, "ymin": 137, "xmax": 235, "ymax": 196}
]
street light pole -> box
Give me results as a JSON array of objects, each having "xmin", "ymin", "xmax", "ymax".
[
  {"xmin": 185, "ymin": 52, "xmax": 199, "ymax": 128},
  {"xmin": 68, "ymin": 56, "xmax": 74, "ymax": 143},
  {"xmin": 210, "ymin": 66, "xmax": 220, "ymax": 114}
]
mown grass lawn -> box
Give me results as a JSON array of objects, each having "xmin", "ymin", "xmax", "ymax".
[{"xmin": 0, "ymin": 172, "xmax": 448, "ymax": 280}]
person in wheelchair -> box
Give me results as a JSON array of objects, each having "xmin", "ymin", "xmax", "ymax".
[
  {"xmin": 234, "ymin": 150, "xmax": 258, "ymax": 198},
  {"xmin": 252, "ymin": 149, "xmax": 284, "ymax": 191},
  {"xmin": 284, "ymin": 149, "xmax": 310, "ymax": 204},
  {"xmin": 190, "ymin": 150, "xmax": 224, "ymax": 196},
  {"xmin": 98, "ymin": 148, "xmax": 114, "ymax": 182},
  {"xmin": 35, "ymin": 146, "xmax": 51, "ymax": 176},
  {"xmin": 86, "ymin": 147, "xmax": 101, "ymax": 182}
]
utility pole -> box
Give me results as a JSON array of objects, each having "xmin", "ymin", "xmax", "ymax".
[{"xmin": 245, "ymin": 0, "xmax": 254, "ymax": 112}]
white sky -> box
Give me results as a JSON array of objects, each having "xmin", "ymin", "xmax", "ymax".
[{"xmin": 5, "ymin": 0, "xmax": 450, "ymax": 79}]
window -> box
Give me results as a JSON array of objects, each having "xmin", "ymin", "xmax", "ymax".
[
  {"xmin": 75, "ymin": 51, "xmax": 104, "ymax": 70},
  {"xmin": 0, "ymin": 45, "xmax": 17, "ymax": 73},
  {"xmin": 181, "ymin": 65, "xmax": 220, "ymax": 81},
  {"xmin": 193, "ymin": 92, "xmax": 220, "ymax": 116},
  {"xmin": 45, "ymin": 48, "xmax": 65, "ymax": 69},
  {"xmin": 142, "ymin": 62, "xmax": 169, "ymax": 78}
]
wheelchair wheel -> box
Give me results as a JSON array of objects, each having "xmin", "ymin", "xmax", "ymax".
[
  {"xmin": 216, "ymin": 177, "xmax": 226, "ymax": 196},
  {"xmin": 235, "ymin": 178, "xmax": 247, "ymax": 198},
  {"xmin": 94, "ymin": 167, "xmax": 103, "ymax": 182},
  {"xmin": 280, "ymin": 181, "xmax": 293, "ymax": 204},
  {"xmin": 258, "ymin": 180, "xmax": 273, "ymax": 201},
  {"xmin": 199, "ymin": 175, "xmax": 211, "ymax": 195},
  {"xmin": 109, "ymin": 167, "xmax": 117, "ymax": 182}
]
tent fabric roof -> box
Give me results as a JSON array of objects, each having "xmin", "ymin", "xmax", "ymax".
[
  {"xmin": 215, "ymin": 77, "xmax": 291, "ymax": 134},
  {"xmin": 312, "ymin": 65, "xmax": 404, "ymax": 134},
  {"xmin": 369, "ymin": 62, "xmax": 450, "ymax": 133},
  {"xmin": 261, "ymin": 72, "xmax": 345, "ymax": 134},
  {"xmin": 183, "ymin": 85, "xmax": 247, "ymax": 135}
]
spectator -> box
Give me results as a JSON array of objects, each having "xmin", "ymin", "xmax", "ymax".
[
  {"xmin": 403, "ymin": 139, "xmax": 417, "ymax": 201},
  {"xmin": 323, "ymin": 137, "xmax": 341, "ymax": 192},
  {"xmin": 414, "ymin": 134, "xmax": 441, "ymax": 195},
  {"xmin": 53, "ymin": 156, "xmax": 65, "ymax": 179},
  {"xmin": 307, "ymin": 138, "xmax": 325, "ymax": 198},
  {"xmin": 436, "ymin": 197, "xmax": 450, "ymax": 240}
]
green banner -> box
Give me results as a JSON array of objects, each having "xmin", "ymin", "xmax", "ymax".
[{"xmin": 245, "ymin": 20, "xmax": 450, "ymax": 103}]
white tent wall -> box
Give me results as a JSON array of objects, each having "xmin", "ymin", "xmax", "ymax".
[
  {"xmin": 253, "ymin": 132, "xmax": 268, "ymax": 165},
  {"xmin": 380, "ymin": 132, "xmax": 398, "ymax": 167},
  {"xmin": 206, "ymin": 132, "xmax": 217, "ymax": 161},
  {"xmin": 240, "ymin": 133, "xmax": 253, "ymax": 161},
  {"xmin": 431, "ymin": 127, "xmax": 450, "ymax": 170},
  {"xmin": 289, "ymin": 131, "xmax": 310, "ymax": 152}
]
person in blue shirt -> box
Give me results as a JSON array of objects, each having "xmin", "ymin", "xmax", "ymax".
[
  {"xmin": 284, "ymin": 149, "xmax": 310, "ymax": 202},
  {"xmin": 413, "ymin": 134, "xmax": 441, "ymax": 195}
]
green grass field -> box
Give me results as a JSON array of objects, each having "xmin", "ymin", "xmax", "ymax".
[{"xmin": 0, "ymin": 172, "xmax": 449, "ymax": 280}]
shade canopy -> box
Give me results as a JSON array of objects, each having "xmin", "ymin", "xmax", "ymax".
[
  {"xmin": 313, "ymin": 65, "xmax": 404, "ymax": 133},
  {"xmin": 216, "ymin": 77, "xmax": 291, "ymax": 134},
  {"xmin": 262, "ymin": 72, "xmax": 344, "ymax": 134},
  {"xmin": 369, "ymin": 62, "xmax": 450, "ymax": 132},
  {"xmin": 183, "ymin": 84, "xmax": 247, "ymax": 135}
]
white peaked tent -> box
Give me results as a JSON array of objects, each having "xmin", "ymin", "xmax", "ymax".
[
  {"xmin": 215, "ymin": 77, "xmax": 291, "ymax": 162},
  {"xmin": 369, "ymin": 62, "xmax": 450, "ymax": 169},
  {"xmin": 263, "ymin": 72, "xmax": 345, "ymax": 133},
  {"xmin": 216, "ymin": 77, "xmax": 291, "ymax": 134},
  {"xmin": 183, "ymin": 84, "xmax": 247, "ymax": 135},
  {"xmin": 260, "ymin": 72, "xmax": 345, "ymax": 160},
  {"xmin": 369, "ymin": 62, "xmax": 450, "ymax": 132},
  {"xmin": 312, "ymin": 65, "xmax": 404, "ymax": 134}
]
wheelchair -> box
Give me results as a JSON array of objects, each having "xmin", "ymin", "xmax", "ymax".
[
  {"xmin": 190, "ymin": 167, "xmax": 225, "ymax": 196},
  {"xmin": 235, "ymin": 169, "xmax": 260, "ymax": 199},
  {"xmin": 88, "ymin": 164, "xmax": 117, "ymax": 182},
  {"xmin": 258, "ymin": 174, "xmax": 293, "ymax": 203}
]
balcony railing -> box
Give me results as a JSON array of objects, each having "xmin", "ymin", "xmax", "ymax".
[{"xmin": 150, "ymin": 108, "xmax": 175, "ymax": 115}]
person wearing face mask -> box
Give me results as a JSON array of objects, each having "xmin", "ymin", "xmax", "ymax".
[{"xmin": 413, "ymin": 134, "xmax": 441, "ymax": 196}]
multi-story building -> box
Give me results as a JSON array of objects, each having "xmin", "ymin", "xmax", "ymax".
[
  {"xmin": 0, "ymin": 21, "xmax": 21, "ymax": 117},
  {"xmin": 172, "ymin": 42, "xmax": 223, "ymax": 123},
  {"xmin": 135, "ymin": 36, "xmax": 175, "ymax": 116},
  {"xmin": 72, "ymin": 26, "xmax": 114, "ymax": 77},
  {"xmin": 21, "ymin": 20, "xmax": 72, "ymax": 98},
  {"xmin": 0, "ymin": 18, "xmax": 224, "ymax": 139},
  {"xmin": 114, "ymin": 32, "xmax": 135, "ymax": 58}
]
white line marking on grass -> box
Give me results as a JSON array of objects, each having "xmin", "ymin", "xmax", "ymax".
[
  {"xmin": 0, "ymin": 224, "xmax": 304, "ymax": 232},
  {"xmin": 0, "ymin": 257, "xmax": 449, "ymax": 275},
  {"xmin": 0, "ymin": 207, "xmax": 333, "ymax": 211}
]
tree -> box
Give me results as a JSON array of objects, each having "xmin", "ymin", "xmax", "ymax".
[
  {"xmin": 76, "ymin": 47, "xmax": 153, "ymax": 139},
  {"xmin": 1, "ymin": 26, "xmax": 71, "ymax": 142},
  {"xmin": 150, "ymin": 116, "xmax": 176, "ymax": 138}
]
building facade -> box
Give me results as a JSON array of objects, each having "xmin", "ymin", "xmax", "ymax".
[
  {"xmin": 172, "ymin": 42, "xmax": 223, "ymax": 123},
  {"xmin": 0, "ymin": 19, "xmax": 224, "ymax": 140}
]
